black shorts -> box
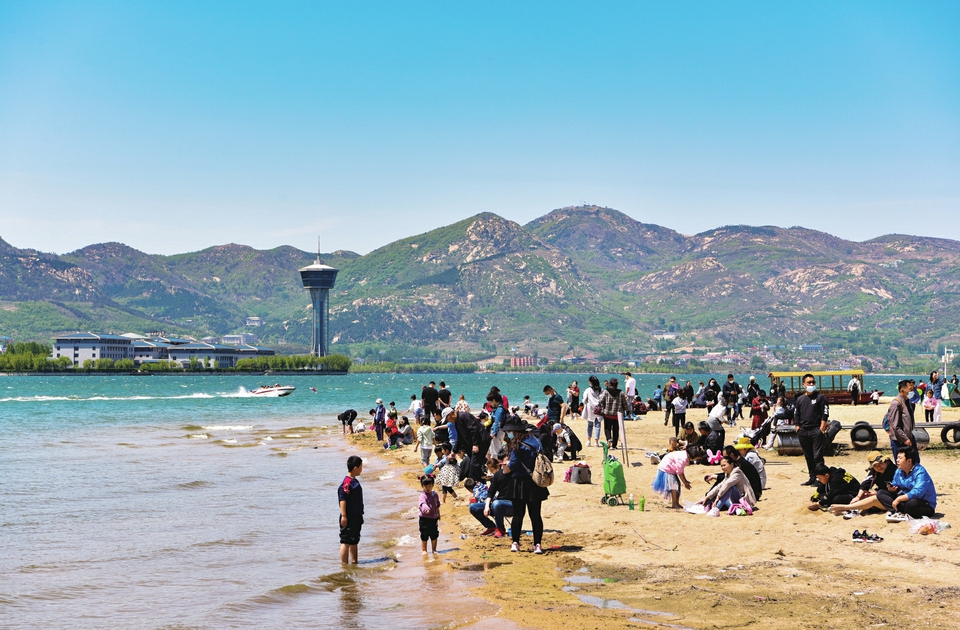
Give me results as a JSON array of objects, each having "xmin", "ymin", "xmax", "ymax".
[
  {"xmin": 441, "ymin": 485, "xmax": 454, "ymax": 495},
  {"xmin": 419, "ymin": 516, "xmax": 439, "ymax": 541},
  {"xmin": 339, "ymin": 517, "xmax": 363, "ymax": 545}
]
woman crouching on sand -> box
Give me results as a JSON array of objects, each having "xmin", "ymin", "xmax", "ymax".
[
  {"xmin": 697, "ymin": 455, "xmax": 757, "ymax": 514},
  {"xmin": 500, "ymin": 416, "xmax": 549, "ymax": 554}
]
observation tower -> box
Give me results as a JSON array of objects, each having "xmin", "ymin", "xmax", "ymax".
[{"xmin": 299, "ymin": 246, "xmax": 339, "ymax": 357}]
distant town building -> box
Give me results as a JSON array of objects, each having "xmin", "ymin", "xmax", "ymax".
[
  {"xmin": 800, "ymin": 344, "xmax": 825, "ymax": 352},
  {"xmin": 510, "ymin": 356, "xmax": 536, "ymax": 367},
  {"xmin": 221, "ymin": 333, "xmax": 259, "ymax": 346},
  {"xmin": 245, "ymin": 317, "xmax": 264, "ymax": 327}
]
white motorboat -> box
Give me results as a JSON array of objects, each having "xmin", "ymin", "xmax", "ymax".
[{"xmin": 249, "ymin": 384, "xmax": 296, "ymax": 397}]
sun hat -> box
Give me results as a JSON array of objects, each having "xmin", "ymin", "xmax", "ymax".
[
  {"xmin": 866, "ymin": 450, "xmax": 884, "ymax": 465},
  {"xmin": 553, "ymin": 422, "xmax": 563, "ymax": 432},
  {"xmin": 501, "ymin": 416, "xmax": 532, "ymax": 433},
  {"xmin": 733, "ymin": 436, "xmax": 754, "ymax": 450}
]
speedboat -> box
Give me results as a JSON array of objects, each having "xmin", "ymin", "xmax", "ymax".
[{"xmin": 249, "ymin": 384, "xmax": 296, "ymax": 397}]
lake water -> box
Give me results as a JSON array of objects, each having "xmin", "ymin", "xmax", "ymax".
[{"xmin": 0, "ymin": 371, "xmax": 907, "ymax": 628}]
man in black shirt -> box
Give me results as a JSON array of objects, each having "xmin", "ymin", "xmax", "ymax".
[
  {"xmin": 438, "ymin": 381, "xmax": 452, "ymax": 408},
  {"xmin": 721, "ymin": 374, "xmax": 741, "ymax": 423},
  {"xmin": 422, "ymin": 382, "xmax": 440, "ymax": 422},
  {"xmin": 795, "ymin": 373, "xmax": 828, "ymax": 486}
]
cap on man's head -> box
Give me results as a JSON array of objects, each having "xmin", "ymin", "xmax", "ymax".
[
  {"xmin": 441, "ymin": 407, "xmax": 455, "ymax": 420},
  {"xmin": 813, "ymin": 463, "xmax": 831, "ymax": 477},
  {"xmin": 376, "ymin": 398, "xmax": 383, "ymax": 404},
  {"xmin": 866, "ymin": 451, "xmax": 884, "ymax": 465}
]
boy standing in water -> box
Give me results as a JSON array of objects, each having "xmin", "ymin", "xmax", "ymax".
[{"xmin": 339, "ymin": 456, "xmax": 364, "ymax": 564}]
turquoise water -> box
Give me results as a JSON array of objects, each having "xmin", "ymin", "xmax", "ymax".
[{"xmin": 0, "ymin": 371, "xmax": 909, "ymax": 628}]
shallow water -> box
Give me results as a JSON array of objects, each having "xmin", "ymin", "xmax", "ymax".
[{"xmin": 0, "ymin": 375, "xmax": 512, "ymax": 628}]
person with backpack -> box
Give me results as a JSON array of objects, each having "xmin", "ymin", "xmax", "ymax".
[
  {"xmin": 500, "ymin": 416, "xmax": 550, "ymax": 554},
  {"xmin": 597, "ymin": 377, "xmax": 629, "ymax": 449}
]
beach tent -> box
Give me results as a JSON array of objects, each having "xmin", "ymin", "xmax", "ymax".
[{"xmin": 946, "ymin": 382, "xmax": 959, "ymax": 408}]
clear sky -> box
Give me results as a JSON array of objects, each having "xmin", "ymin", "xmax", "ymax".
[{"xmin": 1, "ymin": 2, "xmax": 958, "ymax": 256}]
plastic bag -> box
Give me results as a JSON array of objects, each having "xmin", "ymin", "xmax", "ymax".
[
  {"xmin": 727, "ymin": 501, "xmax": 753, "ymax": 516},
  {"xmin": 682, "ymin": 500, "xmax": 706, "ymax": 514},
  {"xmin": 908, "ymin": 516, "xmax": 951, "ymax": 535}
]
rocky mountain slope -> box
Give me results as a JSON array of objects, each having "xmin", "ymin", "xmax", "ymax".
[{"xmin": 2, "ymin": 205, "xmax": 959, "ymax": 354}]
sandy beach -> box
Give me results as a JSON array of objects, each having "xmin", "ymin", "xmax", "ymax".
[{"xmin": 351, "ymin": 402, "xmax": 960, "ymax": 629}]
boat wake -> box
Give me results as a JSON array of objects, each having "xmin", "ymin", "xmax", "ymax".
[{"xmin": 0, "ymin": 390, "xmax": 257, "ymax": 403}]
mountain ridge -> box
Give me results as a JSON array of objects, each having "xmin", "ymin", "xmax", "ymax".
[{"xmin": 2, "ymin": 206, "xmax": 959, "ymax": 356}]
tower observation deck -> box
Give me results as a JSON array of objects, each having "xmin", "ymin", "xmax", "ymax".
[{"xmin": 298, "ymin": 253, "xmax": 339, "ymax": 357}]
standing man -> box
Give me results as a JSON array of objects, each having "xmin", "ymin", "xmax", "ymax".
[
  {"xmin": 795, "ymin": 373, "xmax": 828, "ymax": 487},
  {"xmin": 543, "ymin": 385, "xmax": 567, "ymax": 428},
  {"xmin": 622, "ymin": 372, "xmax": 637, "ymax": 419},
  {"xmin": 847, "ymin": 374, "xmax": 861, "ymax": 406},
  {"xmin": 887, "ymin": 379, "xmax": 917, "ymax": 463},
  {"xmin": 438, "ymin": 381, "xmax": 453, "ymax": 409},
  {"xmin": 722, "ymin": 374, "xmax": 742, "ymax": 424},
  {"xmin": 421, "ymin": 382, "xmax": 440, "ymax": 422}
]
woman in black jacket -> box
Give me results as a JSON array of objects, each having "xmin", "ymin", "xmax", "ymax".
[{"xmin": 501, "ymin": 417, "xmax": 549, "ymax": 555}]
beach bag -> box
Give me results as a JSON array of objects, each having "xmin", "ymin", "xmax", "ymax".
[
  {"xmin": 519, "ymin": 442, "xmax": 555, "ymax": 487},
  {"xmin": 569, "ymin": 465, "xmax": 591, "ymax": 484},
  {"xmin": 531, "ymin": 451, "xmax": 555, "ymax": 487}
]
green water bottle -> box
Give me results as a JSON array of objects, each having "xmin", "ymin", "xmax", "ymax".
[
  {"xmin": 628, "ymin": 493, "xmax": 635, "ymax": 510},
  {"xmin": 639, "ymin": 496, "xmax": 645, "ymax": 511}
]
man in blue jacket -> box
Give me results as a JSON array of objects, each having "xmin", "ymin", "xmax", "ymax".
[{"xmin": 878, "ymin": 449, "xmax": 937, "ymax": 522}]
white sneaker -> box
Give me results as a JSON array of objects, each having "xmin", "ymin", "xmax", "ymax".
[
  {"xmin": 510, "ymin": 542, "xmax": 520, "ymax": 552},
  {"xmin": 843, "ymin": 510, "xmax": 860, "ymax": 520},
  {"xmin": 886, "ymin": 511, "xmax": 908, "ymax": 523},
  {"xmin": 533, "ymin": 544, "xmax": 543, "ymax": 554}
]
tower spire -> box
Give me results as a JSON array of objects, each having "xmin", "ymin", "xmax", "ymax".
[{"xmin": 317, "ymin": 235, "xmax": 322, "ymax": 263}]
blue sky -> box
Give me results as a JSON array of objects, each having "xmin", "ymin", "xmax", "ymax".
[{"xmin": 1, "ymin": 2, "xmax": 958, "ymax": 255}]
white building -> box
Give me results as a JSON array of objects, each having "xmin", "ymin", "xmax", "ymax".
[{"xmin": 52, "ymin": 333, "xmax": 133, "ymax": 367}]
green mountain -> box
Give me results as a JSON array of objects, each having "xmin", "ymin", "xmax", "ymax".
[{"xmin": 2, "ymin": 205, "xmax": 960, "ymax": 356}]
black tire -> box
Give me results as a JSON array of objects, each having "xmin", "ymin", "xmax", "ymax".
[
  {"xmin": 850, "ymin": 421, "xmax": 878, "ymax": 450},
  {"xmin": 941, "ymin": 423, "xmax": 960, "ymax": 449}
]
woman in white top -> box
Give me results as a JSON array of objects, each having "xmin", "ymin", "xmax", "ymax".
[
  {"xmin": 698, "ymin": 455, "xmax": 757, "ymax": 511},
  {"xmin": 581, "ymin": 375, "xmax": 603, "ymax": 448}
]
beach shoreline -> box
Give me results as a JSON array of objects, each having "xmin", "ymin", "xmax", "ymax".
[{"xmin": 347, "ymin": 404, "xmax": 960, "ymax": 629}]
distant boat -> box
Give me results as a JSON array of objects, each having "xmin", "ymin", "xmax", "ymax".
[{"xmin": 249, "ymin": 384, "xmax": 296, "ymax": 397}]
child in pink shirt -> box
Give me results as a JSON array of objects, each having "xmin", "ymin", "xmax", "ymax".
[{"xmin": 652, "ymin": 445, "xmax": 701, "ymax": 508}]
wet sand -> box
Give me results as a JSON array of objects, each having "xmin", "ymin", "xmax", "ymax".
[{"xmin": 350, "ymin": 402, "xmax": 960, "ymax": 629}]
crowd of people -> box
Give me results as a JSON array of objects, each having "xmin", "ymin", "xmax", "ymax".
[{"xmin": 336, "ymin": 371, "xmax": 950, "ymax": 562}]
